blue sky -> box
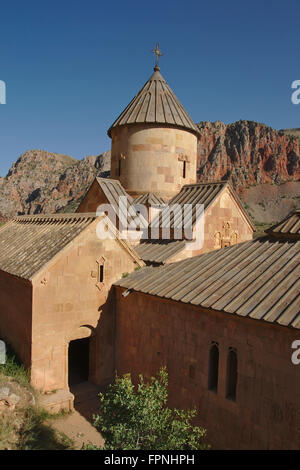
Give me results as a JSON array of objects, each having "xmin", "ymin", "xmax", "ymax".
[{"xmin": 0, "ymin": 0, "xmax": 299, "ymax": 176}]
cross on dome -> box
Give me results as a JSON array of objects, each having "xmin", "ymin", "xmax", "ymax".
[{"xmin": 151, "ymin": 43, "xmax": 163, "ymax": 71}]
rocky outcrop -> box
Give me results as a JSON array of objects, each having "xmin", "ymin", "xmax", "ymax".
[
  {"xmin": 0, "ymin": 121, "xmax": 299, "ymax": 221},
  {"xmin": 196, "ymin": 121, "xmax": 300, "ymax": 223},
  {"xmin": 0, "ymin": 150, "xmax": 110, "ymax": 217},
  {"xmin": 197, "ymin": 120, "xmax": 300, "ymax": 194}
]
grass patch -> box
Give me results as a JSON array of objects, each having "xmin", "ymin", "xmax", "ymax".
[
  {"xmin": 15, "ymin": 407, "xmax": 74, "ymax": 450},
  {"xmin": 253, "ymin": 221, "xmax": 273, "ymax": 238},
  {"xmin": 0, "ymin": 343, "xmax": 74, "ymax": 450},
  {"xmin": 0, "ymin": 413, "xmax": 16, "ymax": 449},
  {"xmin": 0, "ymin": 344, "xmax": 30, "ymax": 388}
]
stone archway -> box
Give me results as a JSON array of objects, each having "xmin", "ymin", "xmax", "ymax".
[{"xmin": 66, "ymin": 325, "xmax": 96, "ymax": 389}]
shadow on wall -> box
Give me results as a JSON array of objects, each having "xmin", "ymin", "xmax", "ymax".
[{"xmin": 67, "ymin": 288, "xmax": 117, "ymax": 423}]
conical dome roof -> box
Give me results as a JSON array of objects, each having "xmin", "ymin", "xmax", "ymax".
[{"xmin": 107, "ymin": 66, "xmax": 199, "ymax": 137}]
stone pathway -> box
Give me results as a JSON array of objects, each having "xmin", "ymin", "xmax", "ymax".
[
  {"xmin": 50, "ymin": 382, "xmax": 104, "ymax": 450},
  {"xmin": 50, "ymin": 409, "xmax": 104, "ymax": 449}
]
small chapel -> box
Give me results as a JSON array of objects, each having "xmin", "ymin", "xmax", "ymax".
[{"xmin": 0, "ymin": 47, "xmax": 299, "ymax": 450}]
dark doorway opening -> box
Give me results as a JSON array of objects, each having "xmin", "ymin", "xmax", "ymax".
[{"xmin": 68, "ymin": 337, "xmax": 90, "ymax": 387}]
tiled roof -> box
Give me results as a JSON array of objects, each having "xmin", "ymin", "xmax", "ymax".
[
  {"xmin": 0, "ymin": 212, "xmax": 143, "ymax": 280},
  {"xmin": 115, "ymin": 235, "xmax": 300, "ymax": 329},
  {"xmin": 149, "ymin": 181, "xmax": 253, "ymax": 231},
  {"xmin": 95, "ymin": 178, "xmax": 148, "ymax": 229},
  {"xmin": 266, "ymin": 211, "xmax": 300, "ymax": 239},
  {"xmin": 133, "ymin": 193, "xmax": 166, "ymax": 206},
  {"xmin": 135, "ymin": 239, "xmax": 186, "ymax": 264},
  {"xmin": 0, "ymin": 213, "xmax": 98, "ymax": 280},
  {"xmin": 107, "ymin": 67, "xmax": 199, "ymax": 137}
]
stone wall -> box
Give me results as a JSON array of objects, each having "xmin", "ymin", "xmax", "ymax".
[
  {"xmin": 110, "ymin": 125, "xmax": 197, "ymax": 198},
  {"xmin": 0, "ymin": 271, "xmax": 32, "ymax": 368},
  {"xmin": 114, "ymin": 288, "xmax": 300, "ymax": 449},
  {"xmin": 31, "ymin": 219, "xmax": 138, "ymax": 391},
  {"xmin": 166, "ymin": 186, "xmax": 253, "ymax": 264},
  {"xmin": 76, "ymin": 179, "xmax": 108, "ymax": 213}
]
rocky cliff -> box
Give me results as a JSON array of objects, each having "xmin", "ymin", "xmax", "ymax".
[
  {"xmin": 197, "ymin": 120, "xmax": 300, "ymax": 193},
  {"xmin": 0, "ymin": 150, "xmax": 110, "ymax": 217},
  {"xmin": 0, "ymin": 120, "xmax": 299, "ymax": 223},
  {"xmin": 197, "ymin": 120, "xmax": 300, "ymax": 223}
]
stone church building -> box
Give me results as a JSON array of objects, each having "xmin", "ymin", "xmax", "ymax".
[
  {"xmin": 0, "ymin": 58, "xmax": 299, "ymax": 449},
  {"xmin": 115, "ymin": 210, "xmax": 300, "ymax": 449}
]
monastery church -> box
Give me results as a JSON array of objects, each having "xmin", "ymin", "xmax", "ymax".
[{"xmin": 0, "ymin": 53, "xmax": 299, "ymax": 449}]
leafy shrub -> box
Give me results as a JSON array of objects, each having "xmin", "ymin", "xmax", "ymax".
[{"xmin": 92, "ymin": 367, "xmax": 208, "ymax": 450}]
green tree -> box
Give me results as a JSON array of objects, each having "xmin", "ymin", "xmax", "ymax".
[{"xmin": 92, "ymin": 367, "xmax": 208, "ymax": 450}]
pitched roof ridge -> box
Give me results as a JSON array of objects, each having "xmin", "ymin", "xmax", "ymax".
[
  {"xmin": 182, "ymin": 180, "xmax": 229, "ymax": 188},
  {"xmin": 12, "ymin": 212, "xmax": 97, "ymax": 223},
  {"xmin": 107, "ymin": 68, "xmax": 199, "ymax": 137},
  {"xmin": 266, "ymin": 210, "xmax": 300, "ymax": 238},
  {"xmin": 115, "ymin": 236, "xmax": 300, "ymax": 329}
]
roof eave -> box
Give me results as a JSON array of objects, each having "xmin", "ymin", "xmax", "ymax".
[{"xmin": 107, "ymin": 121, "xmax": 200, "ymax": 139}]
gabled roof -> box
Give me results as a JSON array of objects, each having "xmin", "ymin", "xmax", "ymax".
[
  {"xmin": 0, "ymin": 212, "xmax": 143, "ymax": 280},
  {"xmin": 96, "ymin": 176, "xmax": 133, "ymax": 207},
  {"xmin": 133, "ymin": 193, "xmax": 166, "ymax": 206},
  {"xmin": 266, "ymin": 210, "xmax": 300, "ymax": 239},
  {"xmin": 83, "ymin": 177, "xmax": 148, "ymax": 229},
  {"xmin": 107, "ymin": 67, "xmax": 199, "ymax": 137},
  {"xmin": 0, "ymin": 213, "xmax": 98, "ymax": 280},
  {"xmin": 149, "ymin": 181, "xmax": 254, "ymax": 231},
  {"xmin": 135, "ymin": 239, "xmax": 186, "ymax": 264},
  {"xmin": 115, "ymin": 234, "xmax": 300, "ymax": 329}
]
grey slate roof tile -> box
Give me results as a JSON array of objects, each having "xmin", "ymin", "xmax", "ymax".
[
  {"xmin": 149, "ymin": 181, "xmax": 253, "ymax": 231},
  {"xmin": 133, "ymin": 193, "xmax": 166, "ymax": 206},
  {"xmin": 95, "ymin": 178, "xmax": 148, "ymax": 229},
  {"xmin": 135, "ymin": 239, "xmax": 186, "ymax": 264},
  {"xmin": 115, "ymin": 235, "xmax": 300, "ymax": 329},
  {"xmin": 0, "ymin": 213, "xmax": 98, "ymax": 280},
  {"xmin": 107, "ymin": 68, "xmax": 199, "ymax": 137},
  {"xmin": 266, "ymin": 210, "xmax": 300, "ymax": 238}
]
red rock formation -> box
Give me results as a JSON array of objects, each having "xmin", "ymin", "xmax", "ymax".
[
  {"xmin": 197, "ymin": 121, "xmax": 300, "ymax": 195},
  {"xmin": 0, "ymin": 150, "xmax": 110, "ymax": 217},
  {"xmin": 0, "ymin": 121, "xmax": 299, "ymax": 221},
  {"xmin": 0, "ymin": 211, "xmax": 7, "ymax": 223}
]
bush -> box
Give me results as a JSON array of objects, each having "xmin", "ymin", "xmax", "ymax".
[
  {"xmin": 15, "ymin": 407, "xmax": 74, "ymax": 450},
  {"xmin": 92, "ymin": 367, "xmax": 208, "ymax": 450},
  {"xmin": 0, "ymin": 343, "xmax": 29, "ymax": 388}
]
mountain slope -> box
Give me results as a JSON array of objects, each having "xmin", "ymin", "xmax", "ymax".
[
  {"xmin": 197, "ymin": 120, "xmax": 300, "ymax": 191},
  {"xmin": 196, "ymin": 120, "xmax": 300, "ymax": 223},
  {"xmin": 280, "ymin": 128, "xmax": 300, "ymax": 142},
  {"xmin": 0, "ymin": 120, "xmax": 299, "ymax": 223},
  {"xmin": 0, "ymin": 150, "xmax": 110, "ymax": 217}
]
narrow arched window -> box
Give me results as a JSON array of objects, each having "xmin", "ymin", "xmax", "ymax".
[
  {"xmin": 214, "ymin": 232, "xmax": 221, "ymax": 248},
  {"xmin": 182, "ymin": 160, "xmax": 186, "ymax": 178},
  {"xmin": 99, "ymin": 264, "xmax": 104, "ymax": 283},
  {"xmin": 208, "ymin": 342, "xmax": 219, "ymax": 392},
  {"xmin": 224, "ymin": 222, "xmax": 230, "ymax": 238},
  {"xmin": 226, "ymin": 348, "xmax": 238, "ymax": 401}
]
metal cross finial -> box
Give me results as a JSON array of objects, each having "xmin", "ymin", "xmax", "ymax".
[{"xmin": 152, "ymin": 43, "xmax": 163, "ymax": 70}]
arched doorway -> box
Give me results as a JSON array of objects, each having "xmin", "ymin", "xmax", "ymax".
[
  {"xmin": 68, "ymin": 337, "xmax": 90, "ymax": 386},
  {"xmin": 67, "ymin": 325, "xmax": 96, "ymax": 388}
]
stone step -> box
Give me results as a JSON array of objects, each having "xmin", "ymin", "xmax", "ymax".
[
  {"xmin": 39, "ymin": 389, "xmax": 74, "ymax": 414},
  {"xmin": 71, "ymin": 381, "xmax": 101, "ymax": 405}
]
